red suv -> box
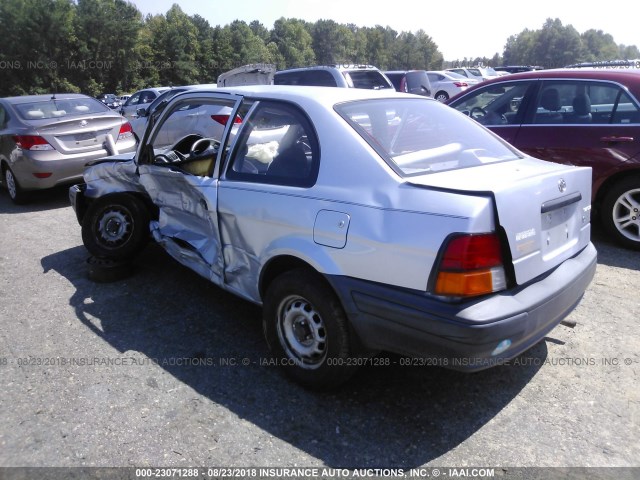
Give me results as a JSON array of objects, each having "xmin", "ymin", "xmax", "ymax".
[{"xmin": 447, "ymin": 68, "xmax": 640, "ymax": 249}]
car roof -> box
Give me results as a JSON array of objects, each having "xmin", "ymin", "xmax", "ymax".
[
  {"xmin": 275, "ymin": 65, "xmax": 382, "ymax": 73},
  {"xmin": 449, "ymin": 68, "xmax": 640, "ymax": 100},
  {"xmin": 2, "ymin": 93, "xmax": 93, "ymax": 103},
  {"xmin": 174, "ymin": 84, "xmax": 418, "ymax": 106}
]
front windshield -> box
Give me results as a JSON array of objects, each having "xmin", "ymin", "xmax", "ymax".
[{"xmin": 335, "ymin": 98, "xmax": 520, "ymax": 176}]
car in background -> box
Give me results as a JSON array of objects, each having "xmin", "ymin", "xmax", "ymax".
[
  {"xmin": 119, "ymin": 94, "xmax": 131, "ymax": 104},
  {"xmin": 495, "ymin": 66, "xmax": 544, "ymax": 74},
  {"xmin": 128, "ymin": 84, "xmax": 234, "ymax": 143},
  {"xmin": 70, "ymin": 85, "xmax": 596, "ymax": 389},
  {"xmin": 97, "ymin": 93, "xmax": 121, "ymax": 110},
  {"xmin": 384, "ymin": 70, "xmax": 432, "ymax": 97},
  {"xmin": 274, "ymin": 65, "xmax": 394, "ymax": 90},
  {"xmin": 426, "ymin": 70, "xmax": 480, "ymax": 102},
  {"xmin": 128, "ymin": 87, "xmax": 193, "ymax": 139},
  {"xmin": 217, "ymin": 63, "xmax": 275, "ymax": 87},
  {"xmin": 120, "ymin": 87, "xmax": 170, "ymax": 120},
  {"xmin": 447, "ymin": 67, "xmax": 500, "ymax": 82},
  {"xmin": 447, "ymin": 68, "xmax": 640, "ymax": 250},
  {"xmin": 0, "ymin": 93, "xmax": 136, "ymax": 203}
]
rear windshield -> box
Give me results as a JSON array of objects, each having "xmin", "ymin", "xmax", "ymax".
[
  {"xmin": 14, "ymin": 98, "xmax": 109, "ymax": 120},
  {"xmin": 335, "ymin": 98, "xmax": 520, "ymax": 176},
  {"xmin": 343, "ymin": 71, "xmax": 393, "ymax": 90}
]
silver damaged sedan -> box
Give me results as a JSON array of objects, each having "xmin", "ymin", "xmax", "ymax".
[
  {"xmin": 69, "ymin": 86, "xmax": 597, "ymax": 389},
  {"xmin": 0, "ymin": 93, "xmax": 137, "ymax": 203}
]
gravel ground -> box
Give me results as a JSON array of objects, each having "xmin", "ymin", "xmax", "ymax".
[{"xmin": 0, "ymin": 187, "xmax": 638, "ymax": 475}]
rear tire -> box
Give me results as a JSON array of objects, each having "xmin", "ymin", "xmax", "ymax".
[
  {"xmin": 81, "ymin": 193, "xmax": 150, "ymax": 260},
  {"xmin": 601, "ymin": 177, "xmax": 640, "ymax": 250},
  {"xmin": 3, "ymin": 165, "xmax": 29, "ymax": 204},
  {"xmin": 263, "ymin": 269, "xmax": 358, "ymax": 390},
  {"xmin": 434, "ymin": 91, "xmax": 449, "ymax": 102}
]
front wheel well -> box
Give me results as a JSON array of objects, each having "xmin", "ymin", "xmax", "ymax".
[{"xmin": 83, "ymin": 191, "xmax": 158, "ymax": 222}]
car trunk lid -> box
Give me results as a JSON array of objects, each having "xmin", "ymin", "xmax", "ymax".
[
  {"xmin": 408, "ymin": 158, "xmax": 592, "ymax": 285},
  {"xmin": 35, "ymin": 116, "xmax": 125, "ymax": 154}
]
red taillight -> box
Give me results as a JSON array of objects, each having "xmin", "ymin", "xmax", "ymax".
[
  {"xmin": 453, "ymin": 82, "xmax": 468, "ymax": 88},
  {"xmin": 33, "ymin": 172, "xmax": 52, "ymax": 178},
  {"xmin": 13, "ymin": 135, "xmax": 54, "ymax": 151},
  {"xmin": 117, "ymin": 122, "xmax": 133, "ymax": 142},
  {"xmin": 211, "ymin": 114, "xmax": 242, "ymax": 125},
  {"xmin": 434, "ymin": 233, "xmax": 507, "ymax": 297}
]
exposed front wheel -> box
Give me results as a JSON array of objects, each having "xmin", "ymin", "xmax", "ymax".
[
  {"xmin": 601, "ymin": 177, "xmax": 640, "ymax": 250},
  {"xmin": 263, "ymin": 269, "xmax": 358, "ymax": 389},
  {"xmin": 81, "ymin": 193, "xmax": 150, "ymax": 260}
]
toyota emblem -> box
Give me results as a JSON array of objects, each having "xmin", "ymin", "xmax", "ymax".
[{"xmin": 558, "ymin": 179, "xmax": 567, "ymax": 193}]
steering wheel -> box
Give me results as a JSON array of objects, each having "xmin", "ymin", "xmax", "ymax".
[
  {"xmin": 470, "ymin": 106, "xmax": 487, "ymax": 119},
  {"xmin": 154, "ymin": 150, "xmax": 186, "ymax": 164},
  {"xmin": 190, "ymin": 138, "xmax": 220, "ymax": 156},
  {"xmin": 470, "ymin": 107, "xmax": 508, "ymax": 125}
]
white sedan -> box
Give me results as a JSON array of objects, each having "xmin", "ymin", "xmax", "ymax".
[{"xmin": 70, "ymin": 86, "xmax": 597, "ymax": 389}]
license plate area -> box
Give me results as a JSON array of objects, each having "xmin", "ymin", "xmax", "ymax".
[
  {"xmin": 74, "ymin": 131, "xmax": 98, "ymax": 143},
  {"xmin": 540, "ymin": 203, "xmax": 580, "ymax": 260}
]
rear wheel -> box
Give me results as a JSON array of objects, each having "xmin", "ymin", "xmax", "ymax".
[
  {"xmin": 601, "ymin": 177, "xmax": 640, "ymax": 250},
  {"xmin": 263, "ymin": 269, "xmax": 358, "ymax": 390},
  {"xmin": 81, "ymin": 193, "xmax": 150, "ymax": 260},
  {"xmin": 3, "ymin": 165, "xmax": 29, "ymax": 204},
  {"xmin": 434, "ymin": 91, "xmax": 449, "ymax": 102}
]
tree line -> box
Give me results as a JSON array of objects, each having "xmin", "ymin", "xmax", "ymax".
[{"xmin": 0, "ymin": 0, "xmax": 638, "ymax": 97}]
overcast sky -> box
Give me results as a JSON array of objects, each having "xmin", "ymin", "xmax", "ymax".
[{"xmin": 130, "ymin": 0, "xmax": 638, "ymax": 60}]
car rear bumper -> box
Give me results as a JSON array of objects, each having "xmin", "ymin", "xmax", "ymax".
[
  {"xmin": 327, "ymin": 242, "xmax": 597, "ymax": 371},
  {"xmin": 10, "ymin": 141, "xmax": 136, "ymax": 191}
]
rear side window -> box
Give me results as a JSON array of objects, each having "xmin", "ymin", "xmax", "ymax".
[
  {"xmin": 530, "ymin": 80, "xmax": 640, "ymax": 125},
  {"xmin": 227, "ymin": 101, "xmax": 320, "ymax": 187}
]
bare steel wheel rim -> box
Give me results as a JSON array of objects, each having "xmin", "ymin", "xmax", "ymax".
[
  {"xmin": 5, "ymin": 169, "xmax": 17, "ymax": 199},
  {"xmin": 276, "ymin": 294, "xmax": 328, "ymax": 369},
  {"xmin": 97, "ymin": 208, "xmax": 133, "ymax": 247},
  {"xmin": 612, "ymin": 188, "xmax": 640, "ymax": 243}
]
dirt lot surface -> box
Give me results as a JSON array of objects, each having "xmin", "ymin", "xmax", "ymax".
[{"xmin": 0, "ymin": 188, "xmax": 638, "ymax": 476}]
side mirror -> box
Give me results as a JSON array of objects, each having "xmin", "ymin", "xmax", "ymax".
[{"xmin": 136, "ymin": 107, "xmax": 148, "ymax": 118}]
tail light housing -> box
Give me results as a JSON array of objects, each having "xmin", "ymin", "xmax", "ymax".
[
  {"xmin": 454, "ymin": 82, "xmax": 468, "ymax": 88},
  {"xmin": 433, "ymin": 233, "xmax": 507, "ymax": 297},
  {"xmin": 117, "ymin": 122, "xmax": 134, "ymax": 142},
  {"xmin": 211, "ymin": 114, "xmax": 242, "ymax": 126},
  {"xmin": 13, "ymin": 135, "xmax": 54, "ymax": 151}
]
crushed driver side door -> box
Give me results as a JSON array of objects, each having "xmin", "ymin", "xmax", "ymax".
[{"xmin": 136, "ymin": 91, "xmax": 243, "ymax": 286}]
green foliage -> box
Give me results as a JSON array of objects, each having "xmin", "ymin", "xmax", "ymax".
[
  {"xmin": 503, "ymin": 18, "xmax": 637, "ymax": 68},
  {"xmin": 0, "ymin": 4, "xmax": 637, "ymax": 97}
]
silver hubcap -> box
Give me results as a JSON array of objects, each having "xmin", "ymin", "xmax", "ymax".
[
  {"xmin": 612, "ymin": 188, "xmax": 640, "ymax": 243},
  {"xmin": 97, "ymin": 209, "xmax": 132, "ymax": 246},
  {"xmin": 277, "ymin": 295, "xmax": 327, "ymax": 369},
  {"xmin": 5, "ymin": 169, "xmax": 17, "ymax": 199}
]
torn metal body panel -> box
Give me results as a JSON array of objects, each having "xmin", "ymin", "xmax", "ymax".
[{"xmin": 138, "ymin": 165, "xmax": 224, "ymax": 286}]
